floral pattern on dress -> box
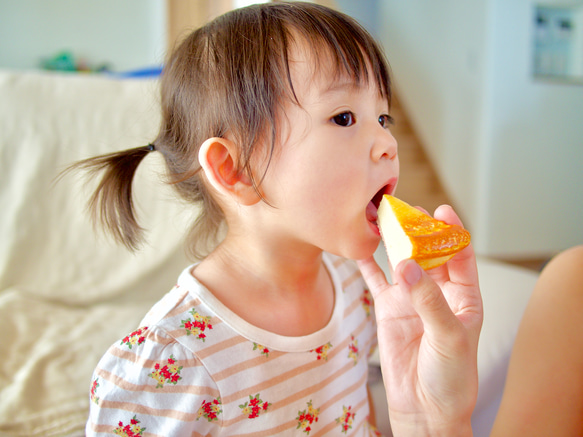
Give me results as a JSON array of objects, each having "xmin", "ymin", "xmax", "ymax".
[
  {"xmin": 361, "ymin": 289, "xmax": 373, "ymax": 317},
  {"xmin": 197, "ymin": 397, "xmax": 222, "ymax": 422},
  {"xmin": 366, "ymin": 421, "xmax": 383, "ymax": 436},
  {"xmin": 296, "ymin": 400, "xmax": 320, "ymax": 435},
  {"xmin": 239, "ymin": 393, "xmax": 271, "ymax": 419},
  {"xmin": 120, "ymin": 326, "xmax": 148, "ymax": 349},
  {"xmin": 148, "ymin": 355, "xmax": 182, "ymax": 388},
  {"xmin": 336, "ymin": 405, "xmax": 355, "ymax": 434},
  {"xmin": 310, "ymin": 342, "xmax": 332, "ymax": 361},
  {"xmin": 113, "ymin": 415, "xmax": 146, "ymax": 436},
  {"xmin": 253, "ymin": 342, "xmax": 270, "ymax": 357},
  {"xmin": 348, "ymin": 335, "xmax": 359, "ymax": 365},
  {"xmin": 181, "ymin": 308, "xmax": 213, "ymax": 341},
  {"xmin": 90, "ymin": 378, "xmax": 99, "ymax": 405}
]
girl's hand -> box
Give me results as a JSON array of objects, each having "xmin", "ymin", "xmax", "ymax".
[{"xmin": 358, "ymin": 205, "xmax": 483, "ymax": 437}]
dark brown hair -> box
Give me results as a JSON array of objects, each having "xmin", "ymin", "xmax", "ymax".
[{"xmin": 75, "ymin": 1, "xmax": 392, "ymax": 259}]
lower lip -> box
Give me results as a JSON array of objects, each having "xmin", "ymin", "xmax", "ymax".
[
  {"xmin": 368, "ymin": 218, "xmax": 381, "ymax": 236},
  {"xmin": 367, "ymin": 178, "xmax": 397, "ymax": 237}
]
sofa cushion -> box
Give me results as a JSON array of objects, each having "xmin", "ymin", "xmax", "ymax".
[
  {"xmin": 0, "ymin": 70, "xmax": 192, "ymax": 436},
  {"xmin": 0, "ymin": 69, "xmax": 193, "ymax": 305}
]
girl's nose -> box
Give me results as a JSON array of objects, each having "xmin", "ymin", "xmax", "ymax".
[{"xmin": 371, "ymin": 130, "xmax": 398, "ymax": 162}]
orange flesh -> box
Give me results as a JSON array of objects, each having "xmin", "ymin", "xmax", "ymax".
[{"xmin": 382, "ymin": 195, "xmax": 471, "ymax": 266}]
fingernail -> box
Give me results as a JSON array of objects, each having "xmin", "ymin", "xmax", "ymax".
[{"xmin": 402, "ymin": 260, "xmax": 422, "ymax": 285}]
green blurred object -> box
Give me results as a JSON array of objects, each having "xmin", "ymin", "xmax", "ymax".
[
  {"xmin": 40, "ymin": 51, "xmax": 77, "ymax": 71},
  {"xmin": 40, "ymin": 51, "xmax": 110, "ymax": 72}
]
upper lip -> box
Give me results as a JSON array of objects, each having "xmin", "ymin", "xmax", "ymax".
[{"xmin": 371, "ymin": 177, "xmax": 397, "ymax": 210}]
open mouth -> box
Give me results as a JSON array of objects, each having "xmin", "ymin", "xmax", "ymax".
[{"xmin": 366, "ymin": 179, "xmax": 397, "ymax": 224}]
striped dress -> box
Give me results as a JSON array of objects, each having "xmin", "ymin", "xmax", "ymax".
[{"xmin": 86, "ymin": 253, "xmax": 382, "ymax": 436}]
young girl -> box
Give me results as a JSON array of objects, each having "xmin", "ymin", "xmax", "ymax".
[{"xmin": 82, "ymin": 2, "xmax": 482, "ymax": 436}]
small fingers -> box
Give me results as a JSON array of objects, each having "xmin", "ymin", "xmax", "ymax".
[
  {"xmin": 415, "ymin": 205, "xmax": 430, "ymax": 215},
  {"xmin": 357, "ymin": 256, "xmax": 390, "ymax": 299},
  {"xmin": 433, "ymin": 204, "xmax": 464, "ymax": 227},
  {"xmin": 432, "ymin": 204, "xmax": 479, "ymax": 287}
]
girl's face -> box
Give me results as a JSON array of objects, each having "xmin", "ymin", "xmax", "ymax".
[{"xmin": 255, "ymin": 41, "xmax": 399, "ymax": 261}]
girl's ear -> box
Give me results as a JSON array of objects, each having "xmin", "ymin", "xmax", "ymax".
[{"xmin": 198, "ymin": 137, "xmax": 260, "ymax": 205}]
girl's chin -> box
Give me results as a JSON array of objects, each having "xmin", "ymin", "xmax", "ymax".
[
  {"xmin": 324, "ymin": 224, "xmax": 381, "ymax": 260},
  {"xmin": 348, "ymin": 235, "xmax": 382, "ymax": 261}
]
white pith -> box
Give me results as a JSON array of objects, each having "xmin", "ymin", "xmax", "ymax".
[{"xmin": 377, "ymin": 196, "xmax": 413, "ymax": 269}]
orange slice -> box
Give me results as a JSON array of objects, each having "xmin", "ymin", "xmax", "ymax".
[{"xmin": 377, "ymin": 195, "xmax": 471, "ymax": 270}]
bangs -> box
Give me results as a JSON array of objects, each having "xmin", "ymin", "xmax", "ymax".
[{"xmin": 276, "ymin": 4, "xmax": 392, "ymax": 104}]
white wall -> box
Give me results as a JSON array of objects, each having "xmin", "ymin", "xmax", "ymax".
[
  {"xmin": 336, "ymin": 0, "xmax": 380, "ymax": 38},
  {"xmin": 483, "ymin": 0, "xmax": 583, "ymax": 257},
  {"xmin": 0, "ymin": 0, "xmax": 167, "ymax": 72},
  {"xmin": 374, "ymin": 0, "xmax": 583, "ymax": 258}
]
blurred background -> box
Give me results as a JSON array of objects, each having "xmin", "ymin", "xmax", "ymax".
[{"xmin": 1, "ymin": 0, "xmax": 582, "ymax": 268}]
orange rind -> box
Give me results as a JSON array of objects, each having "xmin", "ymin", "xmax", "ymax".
[{"xmin": 377, "ymin": 195, "xmax": 471, "ymax": 270}]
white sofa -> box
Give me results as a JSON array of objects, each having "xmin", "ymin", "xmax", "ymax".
[{"xmin": 0, "ymin": 70, "xmax": 539, "ymax": 437}]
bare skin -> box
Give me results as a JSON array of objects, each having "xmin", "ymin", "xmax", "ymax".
[
  {"xmin": 358, "ymin": 204, "xmax": 483, "ymax": 437},
  {"xmin": 491, "ymin": 245, "xmax": 583, "ymax": 437},
  {"xmin": 193, "ymin": 242, "xmax": 335, "ymax": 336}
]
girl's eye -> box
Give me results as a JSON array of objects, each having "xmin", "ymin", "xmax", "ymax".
[
  {"xmin": 332, "ymin": 112, "xmax": 355, "ymax": 127},
  {"xmin": 378, "ymin": 114, "xmax": 394, "ymax": 129}
]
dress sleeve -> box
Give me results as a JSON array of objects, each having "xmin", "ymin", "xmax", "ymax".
[{"xmin": 86, "ymin": 325, "xmax": 223, "ymax": 436}]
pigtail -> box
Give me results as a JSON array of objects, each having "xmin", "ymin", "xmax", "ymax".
[{"xmin": 69, "ymin": 144, "xmax": 155, "ymax": 251}]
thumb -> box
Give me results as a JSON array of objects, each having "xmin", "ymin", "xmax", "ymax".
[{"xmin": 396, "ymin": 260, "xmax": 460, "ymax": 336}]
